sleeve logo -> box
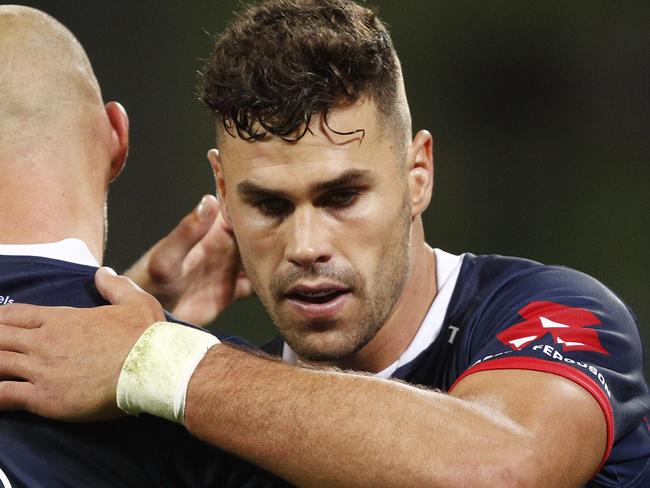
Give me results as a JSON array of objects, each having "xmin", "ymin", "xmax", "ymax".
[{"xmin": 496, "ymin": 301, "xmax": 609, "ymax": 355}]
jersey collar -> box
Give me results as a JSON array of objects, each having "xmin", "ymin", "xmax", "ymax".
[{"xmin": 0, "ymin": 238, "xmax": 99, "ymax": 267}]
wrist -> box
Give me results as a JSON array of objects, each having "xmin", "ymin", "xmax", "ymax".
[{"xmin": 116, "ymin": 321, "xmax": 220, "ymax": 423}]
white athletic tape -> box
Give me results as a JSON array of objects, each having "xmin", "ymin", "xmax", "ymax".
[{"xmin": 116, "ymin": 322, "xmax": 219, "ymax": 423}]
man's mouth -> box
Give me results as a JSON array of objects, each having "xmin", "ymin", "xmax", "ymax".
[
  {"xmin": 286, "ymin": 288, "xmax": 349, "ymax": 304},
  {"xmin": 283, "ymin": 284, "xmax": 352, "ymax": 319}
]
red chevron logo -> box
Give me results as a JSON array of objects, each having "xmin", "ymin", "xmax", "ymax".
[{"xmin": 497, "ymin": 301, "xmax": 609, "ymax": 355}]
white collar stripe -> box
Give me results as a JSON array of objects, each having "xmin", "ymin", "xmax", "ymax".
[{"xmin": 0, "ymin": 239, "xmax": 99, "ymax": 267}]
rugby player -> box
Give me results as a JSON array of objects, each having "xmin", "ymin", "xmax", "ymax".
[{"xmin": 0, "ymin": 1, "xmax": 648, "ymax": 487}]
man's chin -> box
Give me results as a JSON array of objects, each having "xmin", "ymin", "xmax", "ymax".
[{"xmin": 283, "ymin": 329, "xmax": 371, "ymax": 363}]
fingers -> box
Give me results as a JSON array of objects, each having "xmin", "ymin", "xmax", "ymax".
[
  {"xmin": 0, "ymin": 351, "xmax": 30, "ymax": 380},
  {"xmin": 0, "ymin": 381, "xmax": 34, "ymax": 411},
  {"xmin": 0, "ymin": 303, "xmax": 46, "ymax": 329},
  {"xmin": 206, "ymin": 204, "xmax": 230, "ymax": 237},
  {"xmin": 148, "ymin": 195, "xmax": 220, "ymax": 283},
  {"xmin": 95, "ymin": 268, "xmax": 165, "ymax": 321},
  {"xmin": 95, "ymin": 267, "xmax": 146, "ymax": 305},
  {"xmin": 234, "ymin": 273, "xmax": 253, "ymax": 299},
  {"xmin": 0, "ymin": 324, "xmax": 32, "ymax": 354}
]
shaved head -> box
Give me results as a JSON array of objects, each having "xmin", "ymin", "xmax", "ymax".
[
  {"xmin": 0, "ymin": 5, "xmax": 103, "ymax": 147},
  {"xmin": 0, "ymin": 6, "xmax": 129, "ymax": 260}
]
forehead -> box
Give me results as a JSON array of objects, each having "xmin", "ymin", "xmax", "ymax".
[{"xmin": 218, "ymin": 100, "xmax": 400, "ymax": 186}]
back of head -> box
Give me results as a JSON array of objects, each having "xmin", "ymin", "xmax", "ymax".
[
  {"xmin": 0, "ymin": 6, "xmax": 121, "ymax": 256},
  {"xmin": 0, "ymin": 5, "xmax": 103, "ymax": 158},
  {"xmin": 200, "ymin": 0, "xmax": 411, "ymax": 145}
]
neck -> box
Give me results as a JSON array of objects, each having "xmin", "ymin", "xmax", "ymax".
[
  {"xmin": 331, "ymin": 219, "xmax": 437, "ymax": 372},
  {"xmin": 0, "ymin": 164, "xmax": 105, "ymax": 264}
]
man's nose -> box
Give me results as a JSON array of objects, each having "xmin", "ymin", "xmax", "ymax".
[{"xmin": 284, "ymin": 207, "xmax": 332, "ymax": 268}]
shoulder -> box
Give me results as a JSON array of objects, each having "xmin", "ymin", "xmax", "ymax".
[
  {"xmin": 455, "ymin": 253, "xmax": 636, "ymax": 333},
  {"xmin": 450, "ymin": 252, "xmax": 649, "ymax": 438},
  {"xmin": 0, "ymin": 255, "xmax": 103, "ymax": 307},
  {"xmin": 453, "ymin": 253, "xmax": 643, "ymax": 377}
]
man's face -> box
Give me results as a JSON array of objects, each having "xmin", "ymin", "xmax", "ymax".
[{"xmin": 215, "ymin": 100, "xmax": 414, "ymax": 362}]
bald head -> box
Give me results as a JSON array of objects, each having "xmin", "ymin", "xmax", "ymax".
[
  {"xmin": 0, "ymin": 5, "xmax": 104, "ymax": 145},
  {"xmin": 0, "ymin": 6, "xmax": 129, "ymax": 259}
]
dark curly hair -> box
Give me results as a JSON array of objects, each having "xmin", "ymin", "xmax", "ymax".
[{"xmin": 199, "ymin": 0, "xmax": 406, "ymax": 142}]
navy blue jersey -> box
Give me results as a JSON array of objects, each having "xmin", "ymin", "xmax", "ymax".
[
  {"xmin": 266, "ymin": 253, "xmax": 650, "ymax": 487},
  {"xmin": 0, "ymin": 254, "xmax": 288, "ymax": 488},
  {"xmin": 404, "ymin": 254, "xmax": 650, "ymax": 487}
]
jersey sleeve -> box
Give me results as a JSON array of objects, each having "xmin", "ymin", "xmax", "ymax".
[
  {"xmin": 449, "ymin": 265, "xmax": 649, "ymax": 466},
  {"xmin": 163, "ymin": 310, "xmax": 257, "ymax": 349}
]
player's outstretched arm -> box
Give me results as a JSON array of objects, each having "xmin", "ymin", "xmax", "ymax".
[
  {"xmin": 0, "ymin": 269, "xmax": 606, "ymax": 487},
  {"xmin": 184, "ymin": 343, "xmax": 605, "ymax": 487},
  {"xmin": 124, "ymin": 194, "xmax": 251, "ymax": 325}
]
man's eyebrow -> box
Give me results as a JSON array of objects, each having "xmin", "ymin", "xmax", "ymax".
[
  {"xmin": 236, "ymin": 169, "xmax": 374, "ymax": 199},
  {"xmin": 310, "ymin": 169, "xmax": 374, "ymax": 193},
  {"xmin": 236, "ymin": 180, "xmax": 287, "ymax": 200}
]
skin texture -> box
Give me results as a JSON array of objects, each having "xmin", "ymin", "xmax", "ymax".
[{"xmin": 186, "ymin": 341, "xmax": 607, "ymax": 487}]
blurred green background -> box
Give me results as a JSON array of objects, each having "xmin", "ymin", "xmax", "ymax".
[{"xmin": 17, "ymin": 1, "xmax": 649, "ymax": 376}]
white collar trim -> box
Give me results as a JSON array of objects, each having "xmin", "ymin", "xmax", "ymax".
[
  {"xmin": 282, "ymin": 248, "xmax": 465, "ymax": 377},
  {"xmin": 0, "ymin": 238, "xmax": 99, "ymax": 267}
]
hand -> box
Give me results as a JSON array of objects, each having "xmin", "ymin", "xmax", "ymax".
[
  {"xmin": 125, "ymin": 194, "xmax": 252, "ymax": 325},
  {"xmin": 0, "ymin": 268, "xmax": 164, "ymax": 421}
]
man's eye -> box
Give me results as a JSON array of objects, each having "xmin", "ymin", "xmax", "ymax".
[
  {"xmin": 252, "ymin": 198, "xmax": 293, "ymax": 217},
  {"xmin": 322, "ymin": 190, "xmax": 360, "ymax": 208}
]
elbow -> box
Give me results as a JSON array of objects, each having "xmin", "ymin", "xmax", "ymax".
[
  {"xmin": 462, "ymin": 446, "xmax": 539, "ymax": 488},
  {"xmin": 423, "ymin": 457, "xmax": 533, "ymax": 488},
  {"xmin": 492, "ymin": 463, "xmax": 531, "ymax": 488},
  {"xmin": 488, "ymin": 445, "xmax": 546, "ymax": 488}
]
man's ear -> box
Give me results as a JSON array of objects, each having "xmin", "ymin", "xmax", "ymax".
[
  {"xmin": 207, "ymin": 148, "xmax": 233, "ymax": 228},
  {"xmin": 405, "ymin": 130, "xmax": 434, "ymax": 218},
  {"xmin": 105, "ymin": 101, "xmax": 129, "ymax": 182}
]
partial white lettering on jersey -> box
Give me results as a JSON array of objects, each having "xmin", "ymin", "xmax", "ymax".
[
  {"xmin": 447, "ymin": 325, "xmax": 460, "ymax": 344},
  {"xmin": 0, "ymin": 466, "xmax": 13, "ymax": 488},
  {"xmin": 531, "ymin": 344, "xmax": 612, "ymax": 398},
  {"xmin": 0, "ymin": 295, "xmax": 14, "ymax": 305},
  {"xmin": 471, "ymin": 349, "xmax": 513, "ymax": 367}
]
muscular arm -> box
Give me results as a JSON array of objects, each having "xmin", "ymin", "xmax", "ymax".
[
  {"xmin": 0, "ymin": 271, "xmax": 607, "ymax": 487},
  {"xmin": 185, "ymin": 344, "xmax": 606, "ymax": 488}
]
